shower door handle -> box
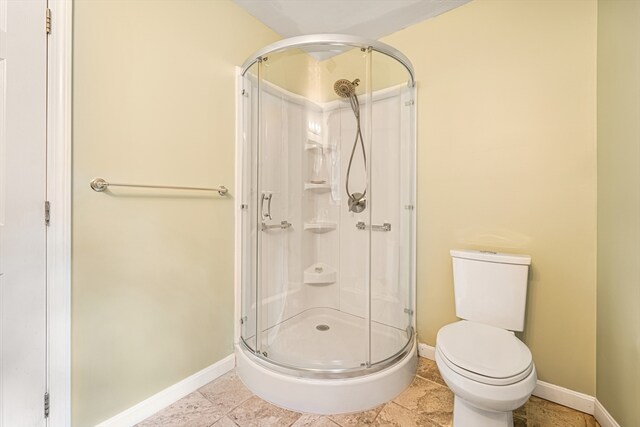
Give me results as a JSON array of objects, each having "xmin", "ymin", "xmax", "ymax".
[
  {"xmin": 260, "ymin": 191, "xmax": 289, "ymax": 231},
  {"xmin": 261, "ymin": 192, "xmax": 272, "ymax": 220}
]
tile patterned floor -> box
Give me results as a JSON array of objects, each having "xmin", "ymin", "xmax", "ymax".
[{"xmin": 138, "ymin": 357, "xmax": 599, "ymax": 427}]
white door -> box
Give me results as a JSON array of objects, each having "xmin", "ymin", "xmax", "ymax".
[{"xmin": 0, "ymin": 0, "xmax": 48, "ymax": 426}]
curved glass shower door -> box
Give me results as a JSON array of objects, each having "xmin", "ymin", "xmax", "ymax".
[
  {"xmin": 240, "ymin": 38, "xmax": 415, "ymax": 377},
  {"xmin": 369, "ymin": 51, "xmax": 416, "ymax": 365}
]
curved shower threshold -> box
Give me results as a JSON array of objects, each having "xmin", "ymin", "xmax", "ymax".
[{"xmin": 236, "ymin": 338, "xmax": 417, "ymax": 415}]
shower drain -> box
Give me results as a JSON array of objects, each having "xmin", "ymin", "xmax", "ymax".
[{"xmin": 316, "ymin": 324, "xmax": 330, "ymax": 331}]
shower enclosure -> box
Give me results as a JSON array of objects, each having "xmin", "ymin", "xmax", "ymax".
[{"xmin": 236, "ymin": 35, "xmax": 416, "ymax": 414}]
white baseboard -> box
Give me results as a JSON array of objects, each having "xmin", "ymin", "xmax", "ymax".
[
  {"xmin": 594, "ymin": 399, "xmax": 621, "ymax": 427},
  {"xmin": 417, "ymin": 343, "xmax": 597, "ymax": 416},
  {"xmin": 533, "ymin": 380, "xmax": 594, "ymax": 414},
  {"xmin": 96, "ymin": 354, "xmax": 236, "ymax": 427},
  {"xmin": 417, "ymin": 342, "xmax": 435, "ymax": 360}
]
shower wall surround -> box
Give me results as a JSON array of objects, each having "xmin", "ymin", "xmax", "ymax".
[{"xmin": 248, "ymin": 83, "xmax": 412, "ymax": 334}]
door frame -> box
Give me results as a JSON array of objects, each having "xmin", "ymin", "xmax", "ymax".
[{"xmin": 46, "ymin": 0, "xmax": 72, "ymax": 425}]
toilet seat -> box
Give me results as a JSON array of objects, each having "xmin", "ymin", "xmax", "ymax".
[{"xmin": 436, "ymin": 320, "xmax": 533, "ymax": 386}]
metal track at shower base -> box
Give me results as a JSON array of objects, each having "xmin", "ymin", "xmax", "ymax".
[{"xmin": 239, "ymin": 332, "xmax": 415, "ymax": 380}]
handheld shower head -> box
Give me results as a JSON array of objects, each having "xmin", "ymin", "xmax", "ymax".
[
  {"xmin": 333, "ymin": 78, "xmax": 360, "ymax": 98},
  {"xmin": 335, "ymin": 77, "xmax": 367, "ymax": 213}
]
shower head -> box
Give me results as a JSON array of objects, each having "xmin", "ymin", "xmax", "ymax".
[
  {"xmin": 337, "ymin": 77, "xmax": 367, "ymax": 214},
  {"xmin": 334, "ymin": 78, "xmax": 360, "ymax": 98}
]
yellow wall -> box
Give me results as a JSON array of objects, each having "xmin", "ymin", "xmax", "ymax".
[
  {"xmin": 382, "ymin": 0, "xmax": 598, "ymax": 394},
  {"xmin": 72, "ymin": 1, "xmax": 279, "ymax": 425},
  {"xmin": 596, "ymin": 0, "xmax": 640, "ymax": 424}
]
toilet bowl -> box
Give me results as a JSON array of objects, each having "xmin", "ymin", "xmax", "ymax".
[
  {"xmin": 437, "ymin": 249, "xmax": 535, "ymax": 427},
  {"xmin": 436, "ymin": 321, "xmax": 536, "ymax": 426}
]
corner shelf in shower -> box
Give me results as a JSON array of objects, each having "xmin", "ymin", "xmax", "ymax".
[
  {"xmin": 307, "ymin": 131, "xmax": 322, "ymax": 143},
  {"xmin": 304, "ymin": 262, "xmax": 337, "ymax": 285},
  {"xmin": 305, "ymin": 132, "xmax": 335, "ymax": 152},
  {"xmin": 304, "ymin": 182, "xmax": 331, "ymax": 193},
  {"xmin": 305, "ymin": 142, "xmax": 335, "ymax": 152},
  {"xmin": 303, "ymin": 221, "xmax": 337, "ymax": 233}
]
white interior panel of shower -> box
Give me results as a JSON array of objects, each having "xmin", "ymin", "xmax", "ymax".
[
  {"xmin": 247, "ymin": 77, "xmax": 411, "ymax": 351},
  {"xmin": 259, "ymin": 89, "xmax": 305, "ymax": 332},
  {"xmin": 370, "ymin": 91, "xmax": 406, "ymax": 332},
  {"xmin": 332, "ymin": 87, "xmax": 408, "ymax": 332}
]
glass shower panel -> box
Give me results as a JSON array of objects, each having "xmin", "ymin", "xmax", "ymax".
[
  {"xmin": 240, "ymin": 64, "xmax": 259, "ymax": 352},
  {"xmin": 324, "ymin": 47, "xmax": 372, "ymax": 369},
  {"xmin": 255, "ymin": 53, "xmax": 297, "ymax": 361},
  {"xmin": 254, "ymin": 46, "xmax": 373, "ymax": 371},
  {"xmin": 369, "ymin": 52, "xmax": 416, "ymax": 365}
]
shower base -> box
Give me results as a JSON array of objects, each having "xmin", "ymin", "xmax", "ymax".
[
  {"xmin": 243, "ymin": 307, "xmax": 411, "ymax": 371},
  {"xmin": 236, "ymin": 307, "xmax": 416, "ymax": 414}
]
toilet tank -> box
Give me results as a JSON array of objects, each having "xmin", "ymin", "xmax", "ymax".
[{"xmin": 451, "ymin": 249, "xmax": 531, "ymax": 332}]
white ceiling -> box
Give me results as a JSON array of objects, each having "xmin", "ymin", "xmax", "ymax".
[{"xmin": 234, "ymin": 0, "xmax": 472, "ymax": 40}]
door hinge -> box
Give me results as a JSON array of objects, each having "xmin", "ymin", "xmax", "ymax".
[
  {"xmin": 46, "ymin": 8, "xmax": 52, "ymax": 34},
  {"xmin": 44, "ymin": 392, "xmax": 50, "ymax": 418},
  {"xmin": 45, "ymin": 201, "xmax": 51, "ymax": 226}
]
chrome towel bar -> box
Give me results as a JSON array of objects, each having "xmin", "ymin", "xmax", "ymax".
[{"xmin": 90, "ymin": 177, "xmax": 228, "ymax": 196}]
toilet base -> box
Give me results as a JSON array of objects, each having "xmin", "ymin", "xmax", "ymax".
[{"xmin": 453, "ymin": 396, "xmax": 514, "ymax": 427}]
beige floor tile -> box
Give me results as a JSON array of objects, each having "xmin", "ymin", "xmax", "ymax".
[
  {"xmin": 514, "ymin": 414, "xmax": 527, "ymax": 427},
  {"xmin": 199, "ymin": 372, "xmax": 254, "ymax": 415},
  {"xmin": 371, "ymin": 402, "xmax": 439, "ymax": 427},
  {"xmin": 212, "ymin": 416, "xmax": 240, "ymax": 427},
  {"xmin": 292, "ymin": 414, "xmax": 341, "ymax": 427},
  {"xmin": 291, "ymin": 414, "xmax": 324, "ymax": 427},
  {"xmin": 329, "ymin": 405, "xmax": 384, "ymax": 426},
  {"xmin": 416, "ymin": 357, "xmax": 446, "ymax": 387},
  {"xmin": 514, "ymin": 402, "xmax": 527, "ymax": 419},
  {"xmin": 136, "ymin": 369, "xmax": 602, "ymax": 427},
  {"xmin": 392, "ymin": 376, "xmax": 453, "ymax": 426},
  {"xmin": 521, "ymin": 396, "xmax": 598, "ymax": 427},
  {"xmin": 228, "ymin": 396, "xmax": 301, "ymax": 427},
  {"xmin": 310, "ymin": 418, "xmax": 341, "ymax": 427},
  {"xmin": 136, "ymin": 391, "xmax": 222, "ymax": 427}
]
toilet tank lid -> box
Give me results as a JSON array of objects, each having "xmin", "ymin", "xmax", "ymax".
[{"xmin": 450, "ymin": 249, "xmax": 531, "ymax": 265}]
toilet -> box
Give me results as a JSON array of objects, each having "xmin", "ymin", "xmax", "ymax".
[{"xmin": 435, "ymin": 249, "xmax": 537, "ymax": 427}]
